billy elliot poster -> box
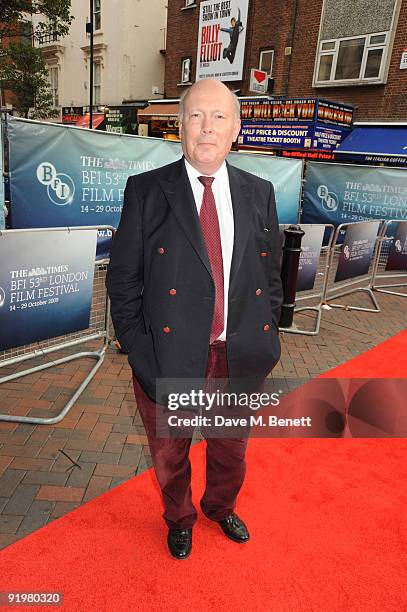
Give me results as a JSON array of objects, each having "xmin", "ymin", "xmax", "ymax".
[{"xmin": 196, "ymin": 0, "xmax": 249, "ymax": 82}]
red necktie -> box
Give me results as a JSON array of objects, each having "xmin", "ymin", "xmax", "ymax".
[{"xmin": 198, "ymin": 176, "xmax": 224, "ymax": 344}]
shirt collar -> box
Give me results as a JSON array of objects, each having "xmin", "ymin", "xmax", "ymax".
[{"xmin": 184, "ymin": 157, "xmax": 228, "ymax": 185}]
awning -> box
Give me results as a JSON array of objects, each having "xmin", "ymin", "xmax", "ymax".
[
  {"xmin": 138, "ymin": 103, "xmax": 179, "ymax": 120},
  {"xmin": 75, "ymin": 113, "xmax": 105, "ymax": 129},
  {"xmin": 335, "ymin": 126, "xmax": 407, "ymax": 165}
]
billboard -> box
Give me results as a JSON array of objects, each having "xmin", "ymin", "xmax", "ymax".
[
  {"xmin": 104, "ymin": 106, "xmax": 138, "ymax": 135},
  {"xmin": 302, "ymin": 162, "xmax": 407, "ymax": 227},
  {"xmin": 0, "ymin": 229, "xmax": 96, "ymax": 351},
  {"xmin": 240, "ymin": 98, "xmax": 353, "ymax": 127},
  {"xmin": 238, "ymin": 122, "xmax": 349, "ymax": 151},
  {"xmin": 239, "ymin": 98, "xmax": 352, "ymax": 152},
  {"xmin": 196, "ymin": 0, "xmax": 249, "ymax": 82},
  {"xmin": 241, "ymin": 98, "xmax": 316, "ymax": 122}
]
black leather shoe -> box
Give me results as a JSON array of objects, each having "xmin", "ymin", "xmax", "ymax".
[
  {"xmin": 167, "ymin": 528, "xmax": 192, "ymax": 559},
  {"xmin": 217, "ymin": 513, "xmax": 250, "ymax": 543}
]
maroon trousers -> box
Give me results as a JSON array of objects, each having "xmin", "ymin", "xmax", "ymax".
[{"xmin": 132, "ymin": 341, "xmax": 249, "ymax": 530}]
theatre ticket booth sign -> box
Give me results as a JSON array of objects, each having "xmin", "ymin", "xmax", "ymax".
[{"xmin": 238, "ymin": 98, "xmax": 353, "ymax": 161}]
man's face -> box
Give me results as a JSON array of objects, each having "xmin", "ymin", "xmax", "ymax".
[{"xmin": 179, "ymin": 80, "xmax": 241, "ymax": 175}]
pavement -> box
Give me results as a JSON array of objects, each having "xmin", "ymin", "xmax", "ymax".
[{"xmin": 0, "ymin": 287, "xmax": 405, "ymax": 550}]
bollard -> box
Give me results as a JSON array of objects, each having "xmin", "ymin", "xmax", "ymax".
[{"xmin": 279, "ymin": 225, "xmax": 305, "ymax": 328}]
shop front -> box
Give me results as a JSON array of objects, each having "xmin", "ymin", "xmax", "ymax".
[
  {"xmin": 62, "ymin": 107, "xmax": 84, "ymax": 125},
  {"xmin": 137, "ymin": 102, "xmax": 180, "ymax": 140},
  {"xmin": 334, "ymin": 122, "xmax": 407, "ymax": 167},
  {"xmin": 104, "ymin": 104, "xmax": 147, "ymax": 135}
]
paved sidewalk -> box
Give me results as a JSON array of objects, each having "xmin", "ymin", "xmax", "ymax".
[{"xmin": 0, "ymin": 288, "xmax": 405, "ymax": 550}]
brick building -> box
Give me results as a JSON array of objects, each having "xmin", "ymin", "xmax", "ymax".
[
  {"xmin": 0, "ymin": 27, "xmax": 25, "ymax": 109},
  {"xmin": 164, "ymin": 0, "xmax": 407, "ymax": 121}
]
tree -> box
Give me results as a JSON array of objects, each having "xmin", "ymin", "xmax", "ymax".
[{"xmin": 0, "ymin": 0, "xmax": 73, "ymax": 118}]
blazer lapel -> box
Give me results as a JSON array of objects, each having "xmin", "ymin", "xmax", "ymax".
[
  {"xmin": 158, "ymin": 157, "xmax": 254, "ymax": 290},
  {"xmin": 227, "ymin": 161, "xmax": 253, "ymax": 294},
  {"xmin": 158, "ymin": 158, "xmax": 212, "ymax": 277}
]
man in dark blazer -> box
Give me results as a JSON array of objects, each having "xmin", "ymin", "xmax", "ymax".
[{"xmin": 106, "ymin": 78, "xmax": 283, "ymax": 560}]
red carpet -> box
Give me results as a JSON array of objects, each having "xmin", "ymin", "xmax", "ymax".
[{"xmin": 1, "ymin": 330, "xmax": 406, "ymax": 611}]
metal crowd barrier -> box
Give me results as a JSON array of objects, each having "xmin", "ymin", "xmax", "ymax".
[
  {"xmin": 279, "ymin": 224, "xmax": 335, "ymax": 336},
  {"xmin": 0, "ymin": 226, "xmax": 114, "ymax": 425},
  {"xmin": 323, "ymin": 220, "xmax": 384, "ymax": 313},
  {"xmin": 371, "ymin": 220, "xmax": 407, "ymax": 299}
]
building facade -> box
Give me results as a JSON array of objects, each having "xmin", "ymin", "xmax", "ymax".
[
  {"xmin": 164, "ymin": 0, "xmax": 407, "ymax": 121},
  {"xmin": 34, "ymin": 0, "xmax": 167, "ymax": 116}
]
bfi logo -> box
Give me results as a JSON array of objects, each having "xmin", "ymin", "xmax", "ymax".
[{"xmin": 36, "ymin": 162, "xmax": 75, "ymax": 206}]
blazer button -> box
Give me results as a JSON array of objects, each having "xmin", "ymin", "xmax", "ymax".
[
  {"xmin": 260, "ymin": 251, "xmax": 268, "ymax": 257},
  {"xmin": 263, "ymin": 324, "xmax": 270, "ymax": 332},
  {"xmin": 158, "ymin": 247, "xmax": 165, "ymax": 255},
  {"xmin": 169, "ymin": 288, "xmax": 177, "ymax": 295},
  {"xmin": 256, "ymin": 288, "xmax": 262, "ymax": 296},
  {"xmin": 163, "ymin": 326, "xmax": 171, "ymax": 333}
]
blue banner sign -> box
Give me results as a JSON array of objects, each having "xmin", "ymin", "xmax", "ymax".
[
  {"xmin": 297, "ymin": 224, "xmax": 325, "ymax": 291},
  {"xmin": 8, "ymin": 117, "xmax": 302, "ymax": 229},
  {"xmin": 228, "ymin": 151, "xmax": 302, "ymax": 224},
  {"xmin": 8, "ymin": 118, "xmax": 182, "ymax": 229},
  {"xmin": 0, "ymin": 229, "xmax": 97, "ymax": 351},
  {"xmin": 302, "ymin": 162, "xmax": 407, "ymax": 227},
  {"xmin": 335, "ymin": 221, "xmax": 380, "ymax": 283},
  {"xmin": 386, "ymin": 221, "xmax": 407, "ymax": 271}
]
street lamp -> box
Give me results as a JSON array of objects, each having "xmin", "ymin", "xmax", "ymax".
[{"xmin": 85, "ymin": 0, "xmax": 94, "ymax": 128}]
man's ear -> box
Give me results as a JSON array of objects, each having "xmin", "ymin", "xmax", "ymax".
[
  {"xmin": 179, "ymin": 120, "xmax": 183, "ymax": 141},
  {"xmin": 232, "ymin": 119, "xmax": 241, "ymax": 142}
]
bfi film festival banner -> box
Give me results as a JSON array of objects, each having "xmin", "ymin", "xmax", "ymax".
[
  {"xmin": 7, "ymin": 117, "xmax": 302, "ymax": 231},
  {"xmin": 8, "ymin": 117, "xmax": 182, "ymax": 231},
  {"xmin": 335, "ymin": 221, "xmax": 381, "ymax": 283},
  {"xmin": 302, "ymin": 162, "xmax": 407, "ymax": 227},
  {"xmin": 297, "ymin": 224, "xmax": 325, "ymax": 292},
  {"xmin": 386, "ymin": 221, "xmax": 407, "ymax": 271},
  {"xmin": 0, "ymin": 229, "xmax": 96, "ymax": 351},
  {"xmin": 0, "ymin": 120, "xmax": 4, "ymax": 230},
  {"xmin": 228, "ymin": 151, "xmax": 302, "ymax": 224},
  {"xmin": 196, "ymin": 0, "xmax": 249, "ymax": 82}
]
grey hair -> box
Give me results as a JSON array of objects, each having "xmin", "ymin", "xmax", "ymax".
[{"xmin": 178, "ymin": 83, "xmax": 241, "ymax": 121}]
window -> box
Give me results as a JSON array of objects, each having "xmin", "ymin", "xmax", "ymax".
[
  {"xmin": 315, "ymin": 32, "xmax": 388, "ymax": 84},
  {"xmin": 48, "ymin": 67, "xmax": 59, "ymax": 107},
  {"xmin": 93, "ymin": 62, "xmax": 101, "ymax": 104},
  {"xmin": 20, "ymin": 21, "xmax": 32, "ymax": 46},
  {"xmin": 93, "ymin": 0, "xmax": 101, "ymax": 31},
  {"xmin": 259, "ymin": 49, "xmax": 274, "ymax": 77},
  {"xmin": 181, "ymin": 58, "xmax": 191, "ymax": 84},
  {"xmin": 184, "ymin": 0, "xmax": 196, "ymax": 6}
]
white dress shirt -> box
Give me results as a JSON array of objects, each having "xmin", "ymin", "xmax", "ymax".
[{"xmin": 184, "ymin": 158, "xmax": 234, "ymax": 342}]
